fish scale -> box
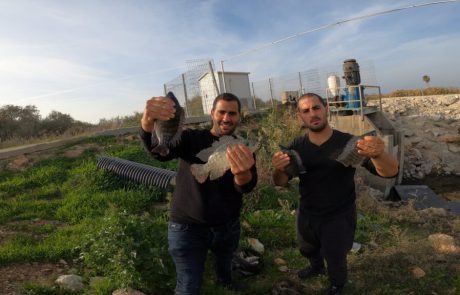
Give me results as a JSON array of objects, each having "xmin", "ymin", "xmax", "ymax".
[
  {"xmin": 191, "ymin": 135, "xmax": 257, "ymax": 183},
  {"xmin": 151, "ymin": 92, "xmax": 185, "ymax": 156},
  {"xmin": 336, "ymin": 136, "xmax": 366, "ymax": 167},
  {"xmin": 279, "ymin": 145, "xmax": 306, "ymax": 177}
]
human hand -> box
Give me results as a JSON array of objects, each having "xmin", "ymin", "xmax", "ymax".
[
  {"xmin": 272, "ymin": 151, "xmax": 290, "ymax": 172},
  {"xmin": 357, "ymin": 136, "xmax": 385, "ymax": 159},
  {"xmin": 226, "ymin": 144, "xmax": 255, "ymax": 176},
  {"xmin": 141, "ymin": 96, "xmax": 176, "ymax": 132}
]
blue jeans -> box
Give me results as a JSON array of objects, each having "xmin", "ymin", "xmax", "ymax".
[{"xmin": 168, "ymin": 217, "xmax": 240, "ymax": 295}]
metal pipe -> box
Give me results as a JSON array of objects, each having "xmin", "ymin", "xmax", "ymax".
[
  {"xmin": 181, "ymin": 74, "xmax": 190, "ymax": 117},
  {"xmin": 268, "ymin": 78, "xmax": 274, "ymax": 108},
  {"xmin": 220, "ymin": 60, "xmax": 227, "ymax": 93},
  {"xmin": 251, "ymin": 82, "xmax": 257, "ymax": 110},
  {"xmin": 298, "ymin": 72, "xmax": 304, "ymax": 95},
  {"xmin": 209, "ymin": 61, "xmax": 220, "ymax": 95},
  {"xmin": 358, "ymin": 85, "xmax": 364, "ymax": 121}
]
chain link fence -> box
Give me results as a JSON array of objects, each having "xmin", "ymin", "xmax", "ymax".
[{"xmin": 164, "ymin": 59, "xmax": 376, "ymax": 118}]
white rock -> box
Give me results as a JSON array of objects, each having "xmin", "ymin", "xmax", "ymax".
[
  {"xmin": 350, "ymin": 242, "xmax": 362, "ymax": 253},
  {"xmin": 428, "ymin": 233, "xmax": 460, "ymax": 254},
  {"xmin": 404, "ymin": 129, "xmax": 415, "ymax": 137},
  {"xmin": 411, "ymin": 267, "xmax": 426, "ymax": 279},
  {"xmin": 274, "ymin": 258, "xmax": 287, "ymax": 265},
  {"xmin": 55, "ymin": 275, "xmax": 84, "ymax": 291},
  {"xmin": 278, "ymin": 266, "xmax": 289, "ymax": 272},
  {"xmin": 247, "ymin": 238, "xmax": 265, "ymax": 254},
  {"xmin": 442, "ymin": 96, "xmax": 459, "ymax": 106},
  {"xmin": 448, "ymin": 144, "xmax": 460, "ymax": 154}
]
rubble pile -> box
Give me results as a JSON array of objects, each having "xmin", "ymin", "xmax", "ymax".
[{"xmin": 369, "ymin": 95, "xmax": 460, "ymax": 179}]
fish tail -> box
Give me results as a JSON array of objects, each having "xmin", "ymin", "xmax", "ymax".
[
  {"xmin": 151, "ymin": 144, "xmax": 170, "ymax": 156},
  {"xmin": 190, "ymin": 163, "xmax": 209, "ymax": 183}
]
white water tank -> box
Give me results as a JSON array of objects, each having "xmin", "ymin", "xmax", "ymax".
[{"xmin": 327, "ymin": 75, "xmax": 341, "ymax": 97}]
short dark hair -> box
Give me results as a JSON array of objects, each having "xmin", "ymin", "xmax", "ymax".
[
  {"xmin": 297, "ymin": 93, "xmax": 326, "ymax": 107},
  {"xmin": 212, "ymin": 93, "xmax": 241, "ymax": 113}
]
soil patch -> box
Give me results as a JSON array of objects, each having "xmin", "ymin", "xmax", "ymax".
[{"xmin": 0, "ymin": 262, "xmax": 69, "ymax": 295}]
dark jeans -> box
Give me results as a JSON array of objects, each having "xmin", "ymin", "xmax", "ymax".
[
  {"xmin": 168, "ymin": 217, "xmax": 240, "ymax": 295},
  {"xmin": 296, "ymin": 205, "xmax": 357, "ymax": 286}
]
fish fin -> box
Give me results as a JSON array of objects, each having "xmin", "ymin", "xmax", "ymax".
[
  {"xmin": 336, "ymin": 136, "xmax": 364, "ymax": 167},
  {"xmin": 190, "ymin": 163, "xmax": 209, "ymax": 183},
  {"xmin": 169, "ymin": 107, "xmax": 185, "ymax": 146},
  {"xmin": 279, "ymin": 144, "xmax": 288, "ymax": 151},
  {"xmin": 151, "ymin": 144, "xmax": 170, "ymax": 156},
  {"xmin": 290, "ymin": 149, "xmax": 306, "ymax": 173}
]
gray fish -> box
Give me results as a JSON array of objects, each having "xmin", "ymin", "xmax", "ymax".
[
  {"xmin": 151, "ymin": 92, "xmax": 185, "ymax": 156},
  {"xmin": 190, "ymin": 135, "xmax": 257, "ymax": 183},
  {"xmin": 336, "ymin": 136, "xmax": 366, "ymax": 167},
  {"xmin": 279, "ymin": 145, "xmax": 306, "ymax": 177}
]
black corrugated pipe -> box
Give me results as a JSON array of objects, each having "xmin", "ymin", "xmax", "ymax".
[{"xmin": 97, "ymin": 156, "xmax": 176, "ymax": 190}]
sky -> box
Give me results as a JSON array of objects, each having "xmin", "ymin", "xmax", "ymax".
[{"xmin": 1, "ymin": 0, "xmax": 460, "ymax": 124}]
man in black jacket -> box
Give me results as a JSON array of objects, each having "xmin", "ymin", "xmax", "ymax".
[
  {"xmin": 272, "ymin": 93, "xmax": 398, "ymax": 295},
  {"xmin": 140, "ymin": 92, "xmax": 257, "ymax": 295}
]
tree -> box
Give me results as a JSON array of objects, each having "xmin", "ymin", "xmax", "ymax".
[
  {"xmin": 422, "ymin": 75, "xmax": 431, "ymax": 88},
  {"xmin": 41, "ymin": 110, "xmax": 74, "ymax": 135},
  {"xmin": 187, "ymin": 96, "xmax": 204, "ymax": 117},
  {"xmin": 0, "ymin": 104, "xmax": 41, "ymax": 141}
]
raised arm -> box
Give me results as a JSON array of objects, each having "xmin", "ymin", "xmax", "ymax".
[
  {"xmin": 141, "ymin": 96, "xmax": 176, "ymax": 133},
  {"xmin": 271, "ymin": 151, "xmax": 291, "ymax": 187},
  {"xmin": 357, "ymin": 136, "xmax": 399, "ymax": 177}
]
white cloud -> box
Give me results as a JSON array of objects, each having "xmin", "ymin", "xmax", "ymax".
[{"xmin": 1, "ymin": 0, "xmax": 459, "ymax": 123}]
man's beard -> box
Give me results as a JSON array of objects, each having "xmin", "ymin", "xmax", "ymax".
[{"xmin": 307, "ymin": 120, "xmax": 327, "ymax": 132}]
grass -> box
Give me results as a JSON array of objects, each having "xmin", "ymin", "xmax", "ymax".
[{"xmin": 0, "ymin": 110, "xmax": 459, "ymax": 294}]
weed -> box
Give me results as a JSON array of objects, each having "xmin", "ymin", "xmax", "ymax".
[{"xmin": 80, "ymin": 210, "xmax": 174, "ymax": 294}]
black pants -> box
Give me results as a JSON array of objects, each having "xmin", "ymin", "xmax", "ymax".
[{"xmin": 296, "ymin": 205, "xmax": 357, "ymax": 286}]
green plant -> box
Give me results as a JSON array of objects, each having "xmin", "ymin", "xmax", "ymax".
[
  {"xmin": 21, "ymin": 283, "xmax": 79, "ymax": 295},
  {"xmin": 80, "ymin": 210, "xmax": 174, "ymax": 294}
]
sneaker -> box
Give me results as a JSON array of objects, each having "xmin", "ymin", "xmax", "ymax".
[
  {"xmin": 297, "ymin": 266, "xmax": 326, "ymax": 279},
  {"xmin": 324, "ymin": 285, "xmax": 343, "ymax": 295}
]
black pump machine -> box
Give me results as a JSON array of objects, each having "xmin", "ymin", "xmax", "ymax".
[{"xmin": 342, "ymin": 59, "xmax": 365, "ymax": 108}]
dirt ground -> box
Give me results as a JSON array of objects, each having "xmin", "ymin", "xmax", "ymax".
[
  {"xmin": 0, "ymin": 120, "xmax": 458, "ymax": 293},
  {"xmin": 0, "ymin": 262, "xmax": 69, "ymax": 295}
]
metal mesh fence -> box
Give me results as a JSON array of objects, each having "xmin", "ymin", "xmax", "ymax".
[
  {"xmin": 164, "ymin": 59, "xmax": 218, "ymax": 117},
  {"xmin": 163, "ymin": 59, "xmax": 376, "ymax": 117}
]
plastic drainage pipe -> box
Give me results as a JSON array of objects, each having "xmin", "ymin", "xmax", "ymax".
[{"xmin": 97, "ymin": 156, "xmax": 177, "ymax": 190}]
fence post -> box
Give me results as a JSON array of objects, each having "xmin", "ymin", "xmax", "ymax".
[
  {"xmin": 269, "ymin": 78, "xmax": 274, "ymax": 108},
  {"xmin": 298, "ymin": 72, "xmax": 304, "ymax": 96},
  {"xmin": 251, "ymin": 82, "xmax": 257, "ymax": 110},
  {"xmin": 221, "ymin": 60, "xmax": 227, "ymax": 93},
  {"xmin": 209, "ymin": 61, "xmax": 220, "ymax": 96},
  {"xmin": 182, "ymin": 74, "xmax": 190, "ymax": 117}
]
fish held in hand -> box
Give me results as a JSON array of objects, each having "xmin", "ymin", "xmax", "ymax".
[
  {"xmin": 151, "ymin": 92, "xmax": 185, "ymax": 156},
  {"xmin": 279, "ymin": 145, "xmax": 306, "ymax": 177},
  {"xmin": 191, "ymin": 136, "xmax": 257, "ymax": 183},
  {"xmin": 336, "ymin": 136, "xmax": 366, "ymax": 167}
]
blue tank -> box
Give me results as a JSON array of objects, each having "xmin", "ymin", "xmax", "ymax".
[{"xmin": 342, "ymin": 86, "xmax": 365, "ymax": 108}]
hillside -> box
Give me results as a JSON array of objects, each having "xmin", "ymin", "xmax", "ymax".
[{"xmin": 0, "ymin": 96, "xmax": 459, "ymax": 295}]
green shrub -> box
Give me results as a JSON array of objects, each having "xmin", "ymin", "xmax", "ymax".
[
  {"xmin": 80, "ymin": 210, "xmax": 174, "ymax": 294},
  {"xmin": 355, "ymin": 212, "xmax": 392, "ymax": 244}
]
